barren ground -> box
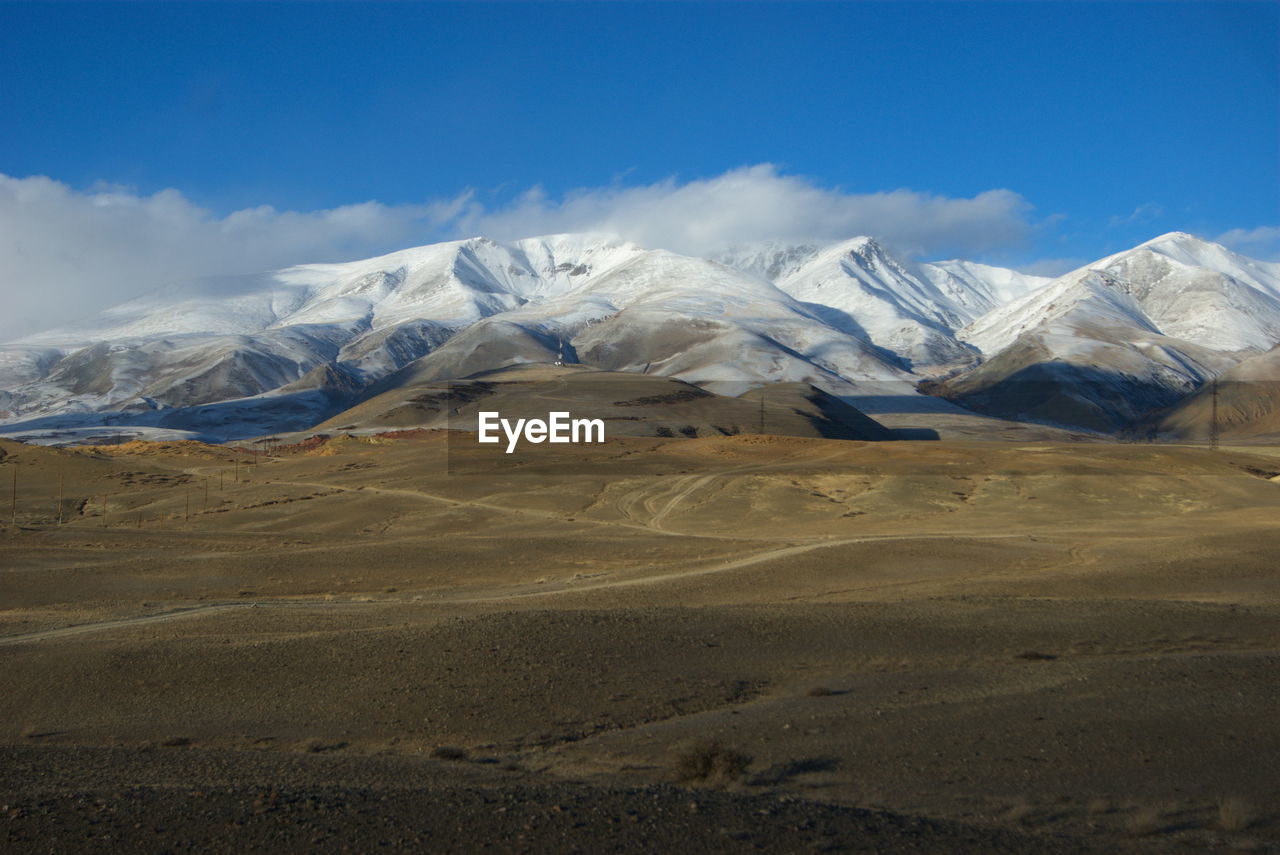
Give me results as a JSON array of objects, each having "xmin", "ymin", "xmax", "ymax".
[{"xmin": 2, "ymin": 432, "xmax": 1278, "ymax": 853}]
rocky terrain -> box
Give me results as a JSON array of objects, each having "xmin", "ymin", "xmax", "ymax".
[
  {"xmin": 2, "ymin": 432, "xmax": 1278, "ymax": 853},
  {"xmin": 2, "ymin": 231, "xmax": 1277, "ymax": 442}
]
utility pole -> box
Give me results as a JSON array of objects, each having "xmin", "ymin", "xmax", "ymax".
[
  {"xmin": 203, "ymin": 478, "xmax": 209, "ymax": 511},
  {"xmin": 758, "ymin": 394, "xmax": 765, "ymax": 435},
  {"xmin": 9, "ymin": 466, "xmax": 15, "ymax": 527},
  {"xmin": 185, "ymin": 490, "xmax": 190, "ymax": 522},
  {"xmin": 57, "ymin": 473, "xmax": 64, "ymax": 525},
  {"xmin": 1209, "ymin": 378, "xmax": 1220, "ymax": 451}
]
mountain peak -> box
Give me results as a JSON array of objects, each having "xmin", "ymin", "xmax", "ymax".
[
  {"xmin": 1137, "ymin": 231, "xmax": 1213, "ymax": 250},
  {"xmin": 839, "ymin": 235, "xmax": 884, "ymax": 254},
  {"xmin": 4, "ymin": 230, "xmax": 1279, "ymax": 442}
]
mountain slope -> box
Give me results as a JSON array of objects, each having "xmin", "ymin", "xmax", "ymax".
[
  {"xmin": 317, "ymin": 363, "xmax": 896, "ymax": 442},
  {"xmin": 933, "ymin": 233, "xmax": 1280, "ymax": 430},
  {"xmin": 0, "ymin": 235, "xmax": 920, "ymax": 438},
  {"xmin": 717, "ymin": 239, "xmax": 1051, "ymax": 372},
  {"xmin": 1152, "ymin": 343, "xmax": 1280, "ymax": 440},
  {"xmin": 2, "ymin": 230, "xmax": 1273, "ymax": 442}
]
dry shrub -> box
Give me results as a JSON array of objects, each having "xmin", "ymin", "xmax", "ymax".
[
  {"xmin": 1087, "ymin": 798, "xmax": 1114, "ymax": 816},
  {"xmin": 1004, "ymin": 800, "xmax": 1037, "ymax": 825},
  {"xmin": 431, "ymin": 745, "xmax": 469, "ymax": 761},
  {"xmin": 671, "ymin": 738, "xmax": 751, "ymax": 785},
  {"xmin": 1218, "ymin": 797, "xmax": 1257, "ymax": 832},
  {"xmin": 302, "ymin": 739, "xmax": 348, "ymax": 754},
  {"xmin": 1125, "ymin": 805, "xmax": 1167, "ymax": 837}
]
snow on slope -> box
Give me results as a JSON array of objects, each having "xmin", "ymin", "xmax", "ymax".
[
  {"xmin": 1091, "ymin": 234, "xmax": 1280, "ymax": 352},
  {"xmin": 963, "ymin": 232, "xmax": 1280, "ymax": 356},
  {"xmin": 555, "ymin": 249, "xmax": 911, "ymax": 394},
  {"xmin": 381, "ymin": 248, "xmax": 912, "ymax": 398},
  {"xmin": 17, "ymin": 234, "xmax": 647, "ymax": 345},
  {"xmin": 961, "ymin": 267, "xmax": 1162, "ymax": 356},
  {"xmin": 918, "ymin": 259, "xmax": 1050, "ymax": 310},
  {"xmin": 713, "ymin": 238, "xmax": 1055, "ymax": 374},
  {"xmin": 939, "ymin": 232, "xmax": 1280, "ymax": 430},
  {"xmin": 0, "ymin": 235, "xmax": 652, "ymax": 421},
  {"xmin": 770, "ymin": 237, "xmax": 987, "ymax": 371},
  {"xmin": 1, "ymin": 234, "xmax": 924, "ymax": 434},
  {"xmin": 712, "ymin": 242, "xmax": 825, "ymax": 283},
  {"xmin": 2, "ymin": 229, "xmax": 1274, "ymax": 439}
]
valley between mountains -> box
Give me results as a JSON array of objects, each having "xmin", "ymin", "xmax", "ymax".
[{"xmin": 2, "ymin": 433, "xmax": 1279, "ymax": 853}]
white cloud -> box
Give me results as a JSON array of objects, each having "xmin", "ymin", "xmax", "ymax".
[
  {"xmin": 1108, "ymin": 201, "xmax": 1164, "ymax": 227},
  {"xmin": 0, "ymin": 174, "xmax": 468, "ymax": 340},
  {"xmin": 456, "ymin": 164, "xmax": 1033, "ymax": 260},
  {"xmin": 0, "ymin": 165, "xmax": 1036, "ymax": 341},
  {"xmin": 1217, "ymin": 225, "xmax": 1280, "ymax": 260}
]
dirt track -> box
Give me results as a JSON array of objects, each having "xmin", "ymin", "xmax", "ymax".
[{"xmin": 2, "ymin": 433, "xmax": 1278, "ymax": 853}]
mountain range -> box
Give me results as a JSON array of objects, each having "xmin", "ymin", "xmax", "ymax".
[{"xmin": 1, "ymin": 230, "xmax": 1277, "ymax": 443}]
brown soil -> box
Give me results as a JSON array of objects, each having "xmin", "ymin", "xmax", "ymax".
[{"xmin": 2, "ymin": 433, "xmax": 1278, "ymax": 853}]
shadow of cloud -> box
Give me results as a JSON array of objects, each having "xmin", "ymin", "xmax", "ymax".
[{"xmin": 890, "ymin": 427, "xmax": 941, "ymax": 440}]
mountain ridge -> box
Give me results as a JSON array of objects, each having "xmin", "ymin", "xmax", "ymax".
[{"xmin": 2, "ymin": 230, "xmax": 1276, "ymax": 442}]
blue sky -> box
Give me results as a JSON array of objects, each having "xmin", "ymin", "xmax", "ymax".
[{"xmin": 1, "ymin": 1, "xmax": 1278, "ymax": 335}]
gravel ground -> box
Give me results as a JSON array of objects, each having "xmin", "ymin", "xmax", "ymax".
[{"xmin": 1, "ymin": 747, "xmax": 1112, "ymax": 855}]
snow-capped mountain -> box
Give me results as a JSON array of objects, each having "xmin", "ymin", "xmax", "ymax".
[
  {"xmin": 0, "ymin": 234, "xmax": 923, "ymax": 438},
  {"xmin": 918, "ymin": 259, "xmax": 1050, "ymax": 313},
  {"xmin": 374, "ymin": 246, "xmax": 915, "ymax": 395},
  {"xmin": 770, "ymin": 238, "xmax": 1013, "ymax": 371},
  {"xmin": 933, "ymin": 233, "xmax": 1280, "ymax": 430},
  {"xmin": 962, "ymin": 233, "xmax": 1280, "ymax": 355},
  {"xmin": 0, "ymin": 230, "xmax": 1276, "ymax": 441}
]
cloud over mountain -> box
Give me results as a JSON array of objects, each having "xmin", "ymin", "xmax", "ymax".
[
  {"xmin": 0, "ymin": 166, "xmax": 1035, "ymax": 342},
  {"xmin": 0, "ymin": 173, "xmax": 465, "ymax": 341},
  {"xmin": 1218, "ymin": 225, "xmax": 1280, "ymax": 261},
  {"xmin": 455, "ymin": 164, "xmax": 1035, "ymax": 260}
]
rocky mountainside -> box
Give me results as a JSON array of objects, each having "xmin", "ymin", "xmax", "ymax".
[
  {"xmin": 1150, "ymin": 343, "xmax": 1280, "ymax": 440},
  {"xmin": 0, "ymin": 230, "xmax": 1276, "ymax": 442},
  {"xmin": 931, "ymin": 233, "xmax": 1280, "ymax": 431}
]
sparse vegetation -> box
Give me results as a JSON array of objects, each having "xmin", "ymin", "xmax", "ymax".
[
  {"xmin": 1004, "ymin": 800, "xmax": 1037, "ymax": 825},
  {"xmin": 4, "ymin": 433, "xmax": 1280, "ymax": 854},
  {"xmin": 1219, "ymin": 797, "xmax": 1257, "ymax": 832},
  {"xmin": 1125, "ymin": 805, "xmax": 1167, "ymax": 837},
  {"xmin": 430, "ymin": 745, "xmax": 470, "ymax": 761},
  {"xmin": 302, "ymin": 739, "xmax": 348, "ymax": 754},
  {"xmin": 614, "ymin": 388, "xmax": 713, "ymax": 407},
  {"xmin": 1087, "ymin": 798, "xmax": 1114, "ymax": 816},
  {"xmin": 671, "ymin": 739, "xmax": 751, "ymax": 785},
  {"xmin": 1014, "ymin": 651, "xmax": 1057, "ymax": 661}
]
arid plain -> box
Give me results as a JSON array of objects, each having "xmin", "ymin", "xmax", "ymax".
[{"xmin": 2, "ymin": 429, "xmax": 1279, "ymax": 853}]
